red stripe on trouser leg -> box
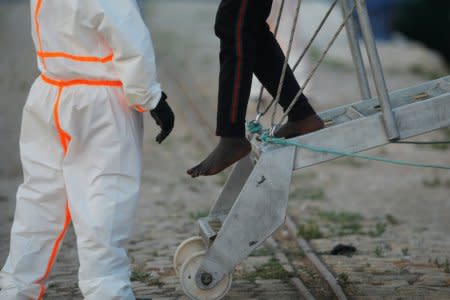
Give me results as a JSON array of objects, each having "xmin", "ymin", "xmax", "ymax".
[
  {"xmin": 34, "ymin": 87, "xmax": 72, "ymax": 300},
  {"xmin": 230, "ymin": 0, "xmax": 249, "ymax": 123}
]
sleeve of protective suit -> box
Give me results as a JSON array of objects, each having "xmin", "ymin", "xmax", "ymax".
[{"xmin": 90, "ymin": 0, "xmax": 162, "ymax": 111}]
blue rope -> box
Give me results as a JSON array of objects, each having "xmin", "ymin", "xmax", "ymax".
[
  {"xmin": 247, "ymin": 122, "xmax": 450, "ymax": 170},
  {"xmin": 247, "ymin": 121, "xmax": 264, "ymax": 134}
]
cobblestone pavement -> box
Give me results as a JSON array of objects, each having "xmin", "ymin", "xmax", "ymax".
[{"xmin": 1, "ymin": 1, "xmax": 450, "ymax": 299}]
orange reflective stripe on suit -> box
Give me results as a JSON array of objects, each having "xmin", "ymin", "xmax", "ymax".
[
  {"xmin": 34, "ymin": 0, "xmax": 46, "ymax": 69},
  {"xmin": 37, "ymin": 51, "xmax": 114, "ymax": 63},
  {"xmin": 35, "ymin": 203, "xmax": 71, "ymax": 300}
]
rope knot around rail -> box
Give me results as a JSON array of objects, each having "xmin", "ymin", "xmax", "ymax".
[{"xmin": 246, "ymin": 121, "xmax": 450, "ymax": 171}]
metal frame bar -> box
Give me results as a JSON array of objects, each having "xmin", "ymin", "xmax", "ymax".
[
  {"xmin": 340, "ymin": 0, "xmax": 371, "ymax": 100},
  {"xmin": 355, "ymin": 0, "xmax": 400, "ymax": 140}
]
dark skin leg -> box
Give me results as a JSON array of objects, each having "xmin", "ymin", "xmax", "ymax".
[{"xmin": 187, "ymin": 137, "xmax": 251, "ymax": 178}]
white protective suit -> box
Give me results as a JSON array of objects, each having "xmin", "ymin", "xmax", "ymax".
[{"xmin": 0, "ymin": 0, "xmax": 161, "ymax": 299}]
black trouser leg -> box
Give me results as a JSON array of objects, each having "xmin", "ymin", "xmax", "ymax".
[
  {"xmin": 215, "ymin": 0, "xmax": 315, "ymax": 137},
  {"xmin": 254, "ymin": 23, "xmax": 316, "ymax": 121},
  {"xmin": 215, "ymin": 0, "xmax": 259, "ymax": 137}
]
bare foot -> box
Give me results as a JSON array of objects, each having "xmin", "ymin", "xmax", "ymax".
[
  {"xmin": 187, "ymin": 137, "xmax": 251, "ymax": 178},
  {"xmin": 274, "ymin": 114, "xmax": 324, "ymax": 139}
]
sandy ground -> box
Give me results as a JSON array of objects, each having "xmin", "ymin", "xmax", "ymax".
[{"xmin": 1, "ymin": 0, "xmax": 449, "ymax": 299}]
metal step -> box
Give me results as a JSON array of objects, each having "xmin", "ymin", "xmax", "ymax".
[{"xmin": 259, "ymin": 76, "xmax": 450, "ymax": 170}]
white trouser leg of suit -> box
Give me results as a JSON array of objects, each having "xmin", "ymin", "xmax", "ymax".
[
  {"xmin": 0, "ymin": 81, "xmax": 67, "ymax": 299},
  {"xmin": 0, "ymin": 77, "xmax": 143, "ymax": 300}
]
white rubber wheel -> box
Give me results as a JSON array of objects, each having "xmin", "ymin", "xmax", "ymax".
[
  {"xmin": 180, "ymin": 251, "xmax": 232, "ymax": 300},
  {"xmin": 173, "ymin": 236, "xmax": 205, "ymax": 275}
]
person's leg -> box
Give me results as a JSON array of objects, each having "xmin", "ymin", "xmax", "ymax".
[
  {"xmin": 254, "ymin": 23, "xmax": 314, "ymax": 120},
  {"xmin": 0, "ymin": 81, "xmax": 69, "ymax": 300},
  {"xmin": 253, "ymin": 23, "xmax": 324, "ymax": 138},
  {"xmin": 61, "ymin": 86, "xmax": 143, "ymax": 300},
  {"xmin": 188, "ymin": 0, "xmax": 264, "ymax": 177},
  {"xmin": 214, "ymin": 0, "xmax": 260, "ymax": 137}
]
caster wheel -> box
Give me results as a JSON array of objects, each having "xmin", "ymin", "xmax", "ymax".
[
  {"xmin": 180, "ymin": 251, "xmax": 232, "ymax": 300},
  {"xmin": 173, "ymin": 236, "xmax": 205, "ymax": 275}
]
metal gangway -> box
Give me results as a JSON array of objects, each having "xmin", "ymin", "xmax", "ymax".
[{"xmin": 173, "ymin": 0, "xmax": 450, "ymax": 299}]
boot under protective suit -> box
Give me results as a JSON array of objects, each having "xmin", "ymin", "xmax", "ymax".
[{"xmin": 0, "ymin": 0, "xmax": 164, "ymax": 299}]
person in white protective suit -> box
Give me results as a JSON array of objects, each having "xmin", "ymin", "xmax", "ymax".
[{"xmin": 0, "ymin": 0, "xmax": 174, "ymax": 299}]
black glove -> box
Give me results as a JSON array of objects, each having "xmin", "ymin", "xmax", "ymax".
[{"xmin": 150, "ymin": 92, "xmax": 174, "ymax": 144}]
